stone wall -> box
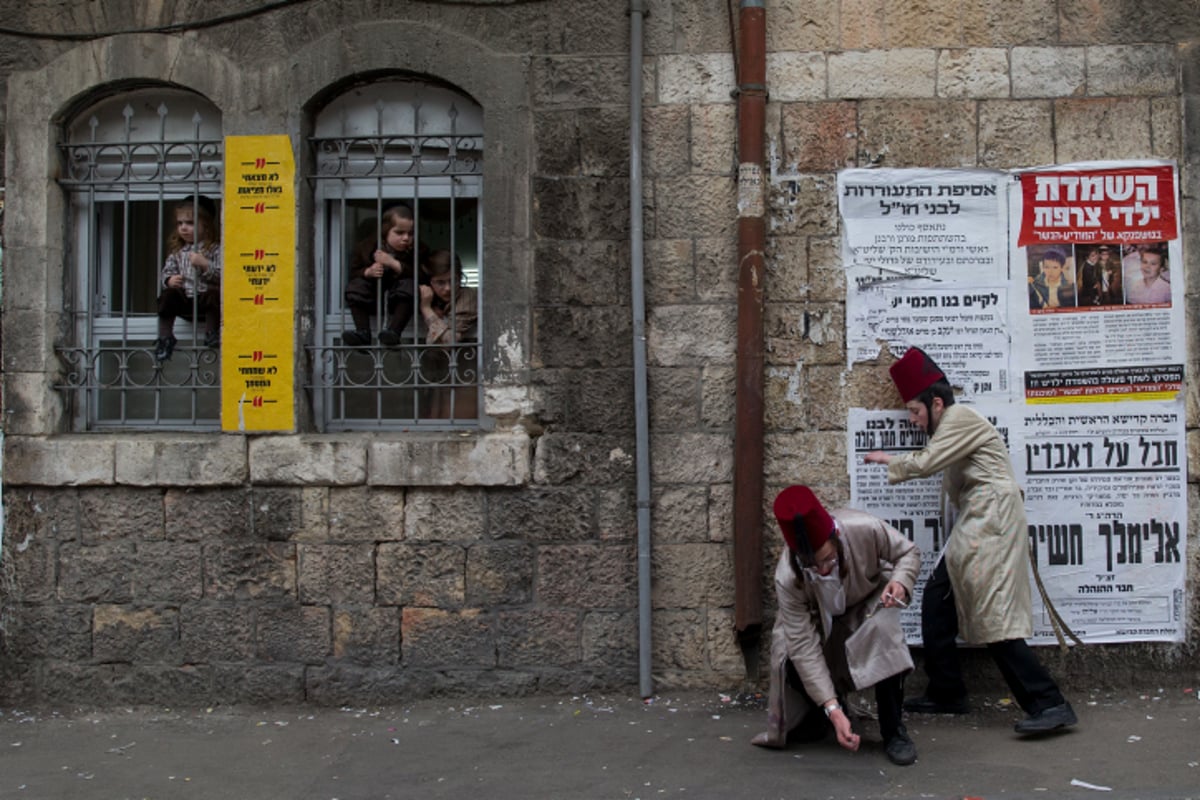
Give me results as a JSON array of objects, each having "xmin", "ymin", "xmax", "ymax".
[{"xmin": 1, "ymin": 0, "xmax": 1198, "ymax": 705}]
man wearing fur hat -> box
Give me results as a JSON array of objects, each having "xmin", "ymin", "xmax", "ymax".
[
  {"xmin": 864, "ymin": 346, "xmax": 1077, "ymax": 735},
  {"xmin": 751, "ymin": 485, "xmax": 921, "ymax": 766}
]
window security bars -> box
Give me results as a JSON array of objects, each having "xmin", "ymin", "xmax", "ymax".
[
  {"xmin": 308, "ymin": 84, "xmax": 484, "ymax": 431},
  {"xmin": 57, "ymin": 93, "xmax": 224, "ymax": 429}
]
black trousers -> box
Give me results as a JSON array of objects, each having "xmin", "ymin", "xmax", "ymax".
[
  {"xmin": 919, "ymin": 557, "xmax": 1065, "ymax": 715},
  {"xmin": 785, "ymin": 659, "xmax": 906, "ymax": 742}
]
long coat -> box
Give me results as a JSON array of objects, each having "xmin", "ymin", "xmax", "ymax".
[
  {"xmin": 759, "ymin": 509, "xmax": 919, "ymax": 748},
  {"xmin": 887, "ymin": 403, "xmax": 1032, "ymax": 644}
]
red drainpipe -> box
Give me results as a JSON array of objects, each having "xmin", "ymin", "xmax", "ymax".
[{"xmin": 733, "ymin": 0, "xmax": 767, "ymax": 673}]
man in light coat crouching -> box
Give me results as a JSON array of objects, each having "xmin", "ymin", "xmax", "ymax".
[{"xmin": 752, "ymin": 485, "xmax": 921, "ymax": 766}]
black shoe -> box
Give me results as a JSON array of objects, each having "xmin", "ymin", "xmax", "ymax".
[
  {"xmin": 377, "ymin": 328, "xmax": 402, "ymax": 347},
  {"xmin": 204, "ymin": 330, "xmax": 220, "ymax": 349},
  {"xmin": 884, "ymin": 730, "xmax": 918, "ymax": 766},
  {"xmin": 1014, "ymin": 702, "xmax": 1077, "ymax": 735},
  {"xmin": 153, "ymin": 336, "xmax": 177, "ymax": 363},
  {"xmin": 903, "ymin": 694, "xmax": 970, "ymax": 715},
  {"xmin": 343, "ymin": 329, "xmax": 371, "ymax": 347}
]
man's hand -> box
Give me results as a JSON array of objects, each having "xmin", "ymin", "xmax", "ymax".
[
  {"xmin": 167, "ymin": 274, "xmax": 184, "ymax": 289},
  {"xmin": 880, "ymin": 580, "xmax": 908, "ymax": 608},
  {"xmin": 864, "ymin": 450, "xmax": 892, "ymax": 465},
  {"xmin": 829, "ymin": 707, "xmax": 860, "ymax": 752}
]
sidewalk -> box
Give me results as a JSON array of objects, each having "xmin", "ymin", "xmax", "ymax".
[{"xmin": 1, "ymin": 686, "xmax": 1197, "ymax": 799}]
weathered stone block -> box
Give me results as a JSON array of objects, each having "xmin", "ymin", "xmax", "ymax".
[
  {"xmin": 657, "ymin": 53, "xmax": 735, "ymax": 105},
  {"xmin": 806, "ymin": 236, "xmax": 844, "ymax": 304},
  {"xmin": 839, "ymin": 0, "xmax": 886, "ymax": 49},
  {"xmin": 707, "ymin": 607, "xmax": 751, "ymax": 676},
  {"xmin": 644, "ymin": 105, "xmax": 691, "ymax": 177},
  {"xmin": 256, "ymin": 605, "xmax": 331, "ymax": 663},
  {"xmin": 496, "ymin": 609, "xmax": 580, "ymax": 667},
  {"xmin": 1150, "ymin": 96, "xmax": 1181, "ymax": 160},
  {"xmin": 532, "ymin": 433, "xmax": 636, "ymax": 486},
  {"xmin": 1087, "ymin": 46, "xmax": 1177, "ymax": 96},
  {"xmin": 694, "ymin": 236, "xmax": 738, "ymax": 302},
  {"xmin": 332, "ymin": 606, "xmax": 400, "ymax": 666},
  {"xmin": 3, "ymin": 604, "xmax": 92, "ymax": 660},
  {"xmin": 652, "ymin": 175, "xmax": 736, "ymax": 239},
  {"xmin": 298, "ymin": 544, "xmax": 376, "ymax": 604},
  {"xmin": 856, "ymin": 99, "xmax": 978, "ymax": 167},
  {"xmin": 93, "ymin": 605, "xmax": 180, "ymax": 663},
  {"xmin": 936, "ymin": 49, "xmax": 1010, "ymax": 98},
  {"xmin": 962, "ymin": 0, "xmax": 1058, "ymax": 46},
  {"xmin": 779, "ymin": 101, "xmax": 858, "ymax": 172},
  {"xmin": 58, "ymin": 541, "xmax": 134, "ymax": 603},
  {"xmin": 653, "ymin": 485, "xmax": 710, "ymax": 543},
  {"xmin": 401, "ymin": 607, "xmax": 494, "ymax": 667},
  {"xmin": 213, "ymin": 664, "xmax": 306, "ymax": 704},
  {"xmin": 979, "ymin": 100, "xmax": 1055, "ymax": 169},
  {"xmin": 651, "ymin": 433, "xmax": 733, "ymax": 484},
  {"xmin": 368, "ymin": 430, "xmax": 532, "ymax": 486},
  {"xmin": 652, "ymin": 608, "xmax": 708, "ymax": 669},
  {"xmin": 532, "ymin": 54, "xmax": 628, "ymax": 107},
  {"xmin": 304, "ymin": 665, "xmax": 418, "ymax": 706},
  {"xmin": 651, "ymin": 543, "xmax": 734, "ymax": 608},
  {"xmin": 565, "ymin": 369, "xmax": 638, "ymax": 434},
  {"xmin": 537, "ymin": 544, "xmax": 636, "ymax": 608},
  {"xmin": 764, "ymin": 362, "xmax": 810, "ymax": 432},
  {"xmin": 133, "ymin": 541, "xmax": 203, "ymax": 602},
  {"xmin": 708, "ymin": 483, "xmax": 734, "ymax": 543},
  {"xmin": 535, "ymin": 109, "xmax": 582, "ymax": 176},
  {"xmin": 596, "ymin": 487, "xmax": 636, "ymax": 543},
  {"xmin": 377, "ymin": 543, "xmax": 465, "ymax": 606},
  {"xmin": 578, "ymin": 106, "xmax": 632, "ymax": 178},
  {"xmin": 701, "ymin": 364, "xmax": 736, "ymax": 429},
  {"xmin": 645, "ymin": 238, "xmax": 697, "ymax": 304},
  {"xmin": 166, "ymin": 488, "xmax": 252, "ymax": 541},
  {"xmin": 690, "ymin": 103, "xmax": 737, "ymax": 174},
  {"xmin": 2, "ymin": 487, "xmax": 80, "ymax": 543},
  {"xmin": 768, "ymin": 174, "xmax": 839, "ymax": 237},
  {"xmin": 532, "ymin": 177, "xmax": 629, "ymax": 240},
  {"xmin": 247, "ymin": 436, "xmax": 367, "ymax": 485},
  {"xmin": 1012, "ymin": 47, "xmax": 1086, "ymax": 98},
  {"xmin": 79, "ymin": 487, "xmax": 164, "ymax": 544},
  {"xmin": 405, "ymin": 489, "xmax": 487, "ymax": 542},
  {"xmin": 1, "ymin": 375, "xmax": 64, "ymax": 436},
  {"xmin": 648, "ymin": 367, "xmax": 701, "ymax": 432},
  {"xmin": 466, "ymin": 543, "xmax": 534, "ymax": 605},
  {"xmin": 3, "ymin": 537, "xmax": 56, "ymax": 602},
  {"xmin": 767, "ymin": 0, "xmax": 837, "ymax": 50},
  {"xmin": 250, "ymin": 486, "xmax": 310, "ymax": 541},
  {"xmin": 1054, "ymin": 98, "xmax": 1153, "ymax": 163},
  {"xmin": 765, "ymin": 302, "xmax": 846, "ymax": 365},
  {"xmin": 647, "ymin": 304, "xmax": 736, "ymax": 367},
  {"xmin": 328, "ymin": 486, "xmax": 405, "ymax": 542},
  {"xmin": 766, "ymin": 53, "xmax": 826, "ymax": 104},
  {"xmin": 114, "ymin": 435, "xmax": 247, "ymax": 486},
  {"xmin": 181, "ymin": 604, "xmax": 256, "ymax": 662},
  {"xmin": 202, "ymin": 543, "xmax": 296, "ymax": 601},
  {"xmin": 581, "ymin": 610, "xmax": 638, "ymax": 669},
  {"xmin": 534, "ymin": 239, "xmax": 627, "ymax": 306},
  {"xmin": 4, "ymin": 436, "xmax": 114, "ymax": 485},
  {"xmin": 829, "ymin": 50, "xmax": 937, "ymax": 98},
  {"xmin": 42, "ymin": 662, "xmax": 213, "ymax": 706},
  {"xmin": 764, "ymin": 431, "xmax": 847, "ymax": 486},
  {"xmin": 488, "ymin": 485, "xmax": 595, "ymax": 541}
]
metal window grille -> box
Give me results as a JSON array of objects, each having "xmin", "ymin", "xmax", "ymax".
[
  {"xmin": 56, "ymin": 89, "xmax": 224, "ymax": 430},
  {"xmin": 307, "ymin": 81, "xmax": 484, "ymax": 431}
]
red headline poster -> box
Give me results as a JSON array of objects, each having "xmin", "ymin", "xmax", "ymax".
[{"xmin": 1017, "ymin": 165, "xmax": 1177, "ymax": 247}]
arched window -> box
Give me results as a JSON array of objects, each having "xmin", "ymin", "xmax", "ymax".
[
  {"xmin": 307, "ymin": 77, "xmax": 483, "ymax": 430},
  {"xmin": 57, "ymin": 87, "xmax": 224, "ymax": 429}
]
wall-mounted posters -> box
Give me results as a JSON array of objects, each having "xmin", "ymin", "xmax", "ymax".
[{"xmin": 843, "ymin": 161, "xmax": 1185, "ymax": 645}]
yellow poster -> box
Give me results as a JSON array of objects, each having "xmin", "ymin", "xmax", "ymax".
[{"xmin": 221, "ymin": 136, "xmax": 296, "ymax": 431}]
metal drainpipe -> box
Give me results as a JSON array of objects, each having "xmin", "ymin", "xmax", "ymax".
[
  {"xmin": 733, "ymin": 0, "xmax": 767, "ymax": 678},
  {"xmin": 628, "ymin": 0, "xmax": 654, "ymax": 699}
]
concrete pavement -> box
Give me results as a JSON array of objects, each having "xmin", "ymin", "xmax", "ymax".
[{"xmin": 1, "ymin": 686, "xmax": 1198, "ymax": 799}]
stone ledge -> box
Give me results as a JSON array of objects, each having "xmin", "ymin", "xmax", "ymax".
[{"xmin": 4, "ymin": 430, "xmax": 533, "ymax": 488}]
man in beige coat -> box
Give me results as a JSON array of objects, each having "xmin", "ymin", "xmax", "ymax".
[
  {"xmin": 752, "ymin": 485, "xmax": 921, "ymax": 766},
  {"xmin": 865, "ymin": 346, "xmax": 1077, "ymax": 735}
]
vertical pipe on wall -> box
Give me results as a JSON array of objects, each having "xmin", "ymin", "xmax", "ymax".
[
  {"xmin": 628, "ymin": 0, "xmax": 654, "ymax": 698},
  {"xmin": 733, "ymin": 0, "xmax": 767, "ymax": 675}
]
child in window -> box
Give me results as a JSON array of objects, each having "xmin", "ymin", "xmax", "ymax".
[
  {"xmin": 419, "ymin": 249, "xmax": 478, "ymax": 419},
  {"xmin": 156, "ymin": 195, "xmax": 221, "ymax": 362},
  {"xmin": 343, "ymin": 204, "xmax": 427, "ymax": 347}
]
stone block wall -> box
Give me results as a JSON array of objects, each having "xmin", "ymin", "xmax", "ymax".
[{"xmin": 0, "ymin": 0, "xmax": 1198, "ymax": 705}]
